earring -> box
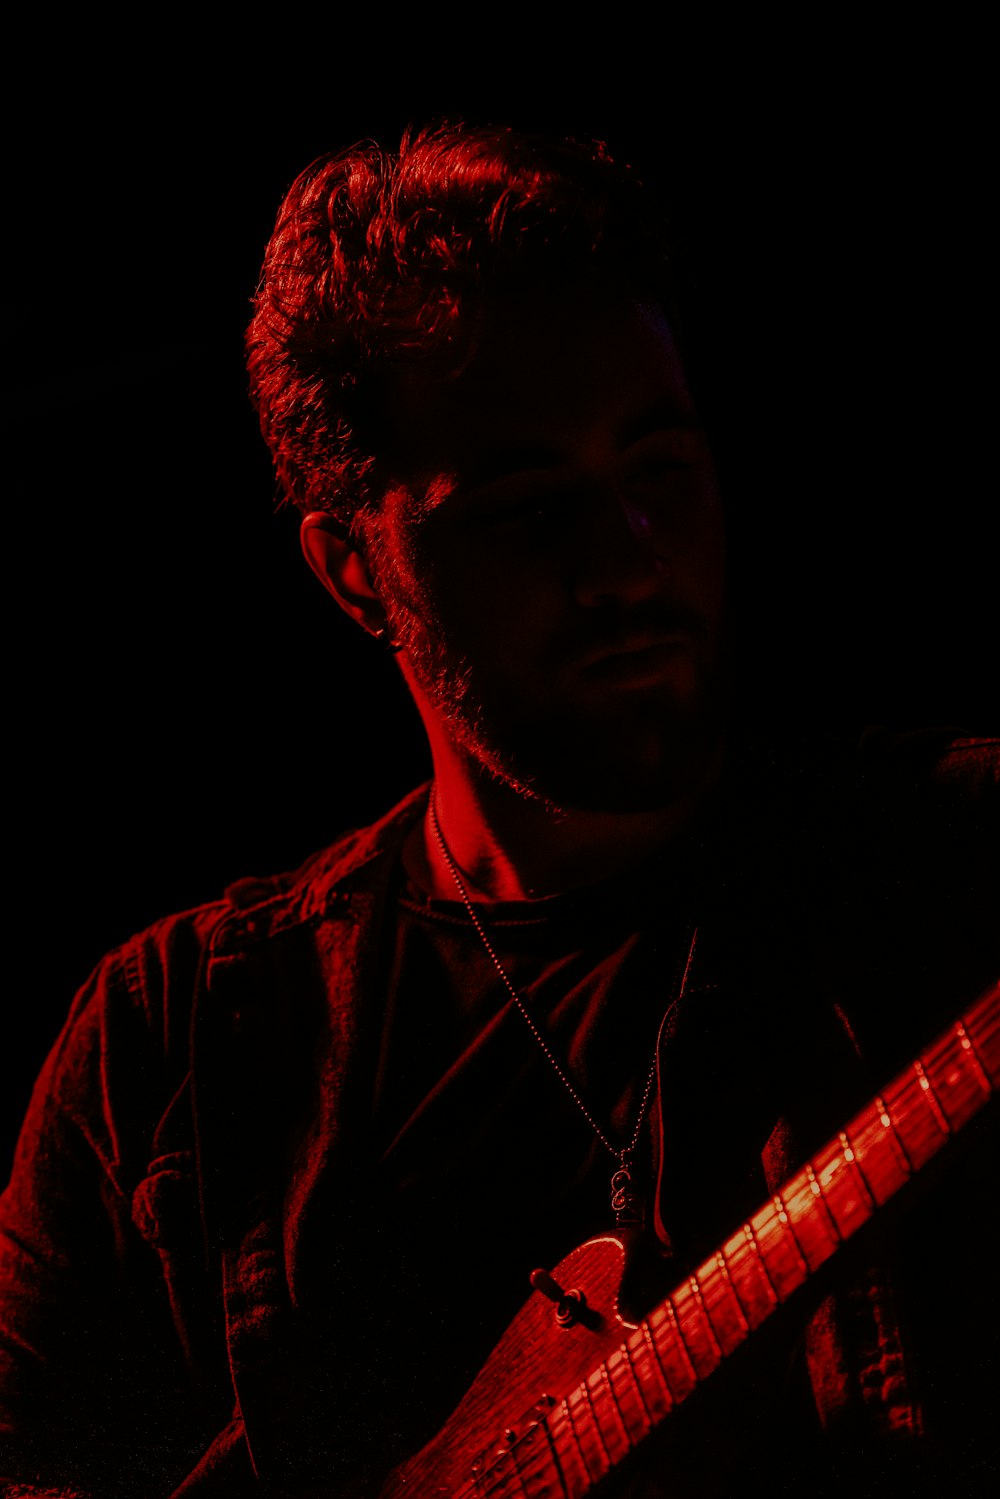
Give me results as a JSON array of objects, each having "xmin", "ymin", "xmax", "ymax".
[{"xmin": 373, "ymin": 626, "xmax": 402, "ymax": 654}]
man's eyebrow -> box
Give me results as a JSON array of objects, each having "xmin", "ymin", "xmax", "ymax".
[
  {"xmin": 458, "ymin": 406, "xmax": 703, "ymax": 492},
  {"xmin": 616, "ymin": 403, "xmax": 702, "ymax": 449}
]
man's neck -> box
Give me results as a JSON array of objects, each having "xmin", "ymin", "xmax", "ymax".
[{"xmin": 403, "ymin": 743, "xmax": 725, "ymax": 903}]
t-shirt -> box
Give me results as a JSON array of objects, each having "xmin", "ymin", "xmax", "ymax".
[{"xmin": 369, "ymin": 859, "xmax": 702, "ymax": 1456}]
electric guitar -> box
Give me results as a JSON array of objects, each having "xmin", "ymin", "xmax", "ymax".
[{"xmin": 379, "ymin": 978, "xmax": 999, "ymax": 1497}]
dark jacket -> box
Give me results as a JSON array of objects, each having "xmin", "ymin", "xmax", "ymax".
[{"xmin": 1, "ymin": 733, "xmax": 997, "ymax": 1497}]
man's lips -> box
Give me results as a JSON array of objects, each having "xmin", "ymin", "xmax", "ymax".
[{"xmin": 579, "ymin": 632, "xmax": 699, "ymax": 685}]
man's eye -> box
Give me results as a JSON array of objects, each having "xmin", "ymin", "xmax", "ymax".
[
  {"xmin": 480, "ymin": 488, "xmax": 567, "ymax": 527},
  {"xmin": 631, "ymin": 438, "xmax": 699, "ymax": 478},
  {"xmin": 636, "ymin": 456, "xmax": 689, "ymax": 481},
  {"xmin": 486, "ymin": 503, "xmax": 553, "ymax": 531}
]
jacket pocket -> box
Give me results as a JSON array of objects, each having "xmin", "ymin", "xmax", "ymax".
[{"xmin": 131, "ymin": 1149, "xmax": 200, "ymax": 1253}]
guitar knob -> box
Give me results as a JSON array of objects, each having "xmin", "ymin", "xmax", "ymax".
[
  {"xmin": 530, "ymin": 1268, "xmax": 587, "ymax": 1327},
  {"xmin": 529, "ymin": 1268, "xmax": 566, "ymax": 1303}
]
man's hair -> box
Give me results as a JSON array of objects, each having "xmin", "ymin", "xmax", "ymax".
[{"xmin": 246, "ymin": 120, "xmax": 674, "ymax": 529}]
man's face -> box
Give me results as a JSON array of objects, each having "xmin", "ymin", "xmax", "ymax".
[{"xmin": 366, "ymin": 295, "xmax": 728, "ymax": 814}]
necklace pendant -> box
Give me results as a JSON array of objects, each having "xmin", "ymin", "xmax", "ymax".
[{"xmin": 610, "ymin": 1163, "xmax": 643, "ymax": 1227}]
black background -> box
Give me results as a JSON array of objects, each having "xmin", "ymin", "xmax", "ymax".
[{"xmin": 5, "ymin": 39, "xmax": 995, "ymax": 1175}]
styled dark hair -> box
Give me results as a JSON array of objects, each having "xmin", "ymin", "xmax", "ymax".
[{"xmin": 246, "ymin": 120, "xmax": 673, "ymax": 527}]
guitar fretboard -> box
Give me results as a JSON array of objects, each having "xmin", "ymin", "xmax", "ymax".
[{"xmin": 460, "ymin": 979, "xmax": 999, "ymax": 1498}]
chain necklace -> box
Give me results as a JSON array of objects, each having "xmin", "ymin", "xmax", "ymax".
[{"xmin": 427, "ymin": 790, "xmax": 698, "ymax": 1228}]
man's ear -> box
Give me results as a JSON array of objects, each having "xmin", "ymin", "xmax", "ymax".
[{"xmin": 300, "ymin": 511, "xmax": 386, "ymax": 636}]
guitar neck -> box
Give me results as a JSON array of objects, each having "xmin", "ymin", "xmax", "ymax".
[{"xmin": 460, "ymin": 979, "xmax": 1000, "ymax": 1498}]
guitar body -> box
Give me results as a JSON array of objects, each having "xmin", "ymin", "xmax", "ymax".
[{"xmin": 380, "ymin": 1235, "xmax": 633, "ymax": 1496}]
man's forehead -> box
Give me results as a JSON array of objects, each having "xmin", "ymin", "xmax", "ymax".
[{"xmin": 383, "ymin": 296, "xmax": 695, "ymax": 479}]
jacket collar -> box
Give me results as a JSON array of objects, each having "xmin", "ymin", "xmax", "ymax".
[{"xmin": 207, "ymin": 781, "xmax": 430, "ymax": 956}]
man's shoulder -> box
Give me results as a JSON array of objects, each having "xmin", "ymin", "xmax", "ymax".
[
  {"xmin": 742, "ymin": 723, "xmax": 997, "ymax": 856},
  {"xmin": 215, "ymin": 781, "xmax": 430, "ymax": 926},
  {"xmin": 792, "ymin": 721, "xmax": 998, "ymax": 886},
  {"xmin": 811, "ymin": 726, "xmax": 997, "ymax": 1052},
  {"xmin": 833, "ymin": 724, "xmax": 997, "ymax": 877},
  {"xmin": 711, "ymin": 725, "xmax": 997, "ymax": 1103},
  {"xmin": 852, "ymin": 723, "xmax": 999, "ymax": 791},
  {"xmin": 93, "ymin": 781, "xmax": 430, "ymax": 1021},
  {"xmin": 755, "ymin": 722, "xmax": 998, "ymax": 797}
]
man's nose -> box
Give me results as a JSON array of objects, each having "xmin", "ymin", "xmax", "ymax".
[{"xmin": 571, "ymin": 488, "xmax": 668, "ymax": 608}]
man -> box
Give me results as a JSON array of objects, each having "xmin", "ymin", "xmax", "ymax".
[{"xmin": 1, "ymin": 121, "xmax": 997, "ymax": 1497}]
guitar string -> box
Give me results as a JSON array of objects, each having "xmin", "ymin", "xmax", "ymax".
[
  {"xmin": 463, "ymin": 1094, "xmax": 928, "ymax": 1499},
  {"xmin": 455, "ymin": 1115, "xmax": 916, "ymax": 1497},
  {"xmin": 466, "ymin": 1242, "xmax": 772, "ymax": 1499},
  {"xmin": 460, "ymin": 1229, "xmax": 795, "ymax": 1493},
  {"xmin": 465, "ymin": 1328, "xmax": 666, "ymax": 1499},
  {"xmin": 448, "ymin": 1002, "xmax": 1000, "ymax": 1498},
  {"xmin": 427, "ymin": 788, "xmax": 698, "ymax": 1206}
]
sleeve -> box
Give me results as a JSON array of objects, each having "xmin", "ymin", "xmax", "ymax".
[
  {"xmin": 0, "ymin": 919, "xmax": 223, "ymax": 1497},
  {"xmin": 829, "ymin": 729, "xmax": 1000, "ymax": 1063},
  {"xmin": 802, "ymin": 730, "xmax": 1000, "ymax": 1490}
]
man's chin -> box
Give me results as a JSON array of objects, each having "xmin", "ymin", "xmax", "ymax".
[
  {"xmin": 420, "ymin": 652, "xmax": 730, "ymax": 817},
  {"xmin": 484, "ymin": 711, "xmax": 728, "ymax": 817},
  {"xmin": 529, "ymin": 752, "xmax": 723, "ymax": 816}
]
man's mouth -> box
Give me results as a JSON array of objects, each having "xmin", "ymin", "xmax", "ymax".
[{"xmin": 580, "ymin": 634, "xmax": 697, "ymax": 686}]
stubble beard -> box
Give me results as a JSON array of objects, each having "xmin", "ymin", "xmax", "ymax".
[{"xmin": 394, "ymin": 602, "xmax": 729, "ymax": 816}]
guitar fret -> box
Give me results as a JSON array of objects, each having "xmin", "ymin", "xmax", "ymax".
[
  {"xmin": 749, "ymin": 1201, "xmax": 808, "ymax": 1298},
  {"xmin": 644, "ymin": 1303, "xmax": 697, "ymax": 1401},
  {"xmin": 662, "ymin": 1295, "xmax": 700, "ymax": 1385},
  {"xmin": 622, "ymin": 1339, "xmax": 653, "ymax": 1425},
  {"xmin": 839, "ymin": 1128, "xmax": 877, "ymax": 1210},
  {"xmin": 883, "ymin": 1071, "xmax": 947, "ymax": 1168},
  {"xmin": 955, "ymin": 1021, "xmax": 993, "ymax": 1095},
  {"xmin": 803, "ymin": 1161, "xmax": 842, "ymax": 1245},
  {"xmin": 779, "ymin": 1187, "xmax": 815, "ymax": 1271},
  {"xmin": 563, "ymin": 1392, "xmax": 598, "ymax": 1485},
  {"xmin": 694, "ymin": 1256, "xmax": 751, "ymax": 1353},
  {"xmin": 808, "ymin": 1140, "xmax": 872, "ymax": 1238},
  {"xmin": 559, "ymin": 1394, "xmax": 594, "ymax": 1492},
  {"xmin": 641, "ymin": 1320, "xmax": 677, "ymax": 1407},
  {"xmin": 599, "ymin": 1362, "xmax": 632, "ymax": 1452},
  {"xmin": 781, "ymin": 1171, "xmax": 840, "ymax": 1269},
  {"xmin": 743, "ymin": 1220, "xmax": 780, "ymax": 1305},
  {"xmin": 715, "ymin": 1250, "xmax": 750, "ymax": 1334},
  {"xmin": 920, "ymin": 1025, "xmax": 996, "ymax": 1133},
  {"xmin": 875, "ymin": 1093, "xmax": 914, "ymax": 1176},
  {"xmin": 688, "ymin": 1274, "xmax": 723, "ymax": 1360},
  {"xmin": 717, "ymin": 1229, "xmax": 777, "ymax": 1328},
  {"xmin": 580, "ymin": 1378, "xmax": 613, "ymax": 1469},
  {"xmin": 965, "ymin": 999, "xmax": 1000, "ymax": 1086},
  {"xmin": 912, "ymin": 1059, "xmax": 952, "ymax": 1136},
  {"xmin": 607, "ymin": 1344, "xmax": 651, "ymax": 1441},
  {"xmin": 773, "ymin": 1192, "xmax": 810, "ymax": 1274},
  {"xmin": 846, "ymin": 1101, "xmax": 914, "ymax": 1205}
]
